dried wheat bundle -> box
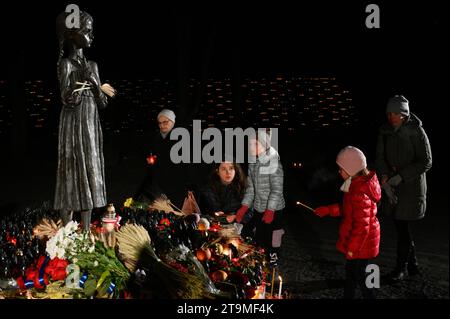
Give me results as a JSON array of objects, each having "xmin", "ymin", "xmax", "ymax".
[
  {"xmin": 33, "ymin": 218, "xmax": 62, "ymax": 239},
  {"xmin": 115, "ymin": 224, "xmax": 152, "ymax": 273},
  {"xmin": 150, "ymin": 195, "xmax": 185, "ymax": 216},
  {"xmin": 237, "ymin": 242, "xmax": 255, "ymax": 255}
]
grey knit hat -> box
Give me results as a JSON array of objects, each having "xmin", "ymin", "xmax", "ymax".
[
  {"xmin": 157, "ymin": 109, "xmax": 176, "ymax": 123},
  {"xmin": 386, "ymin": 95, "xmax": 409, "ymax": 116}
]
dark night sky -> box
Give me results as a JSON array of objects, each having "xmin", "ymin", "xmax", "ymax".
[
  {"xmin": 0, "ymin": 1, "xmax": 447, "ymax": 75},
  {"xmin": 0, "ymin": 0, "xmax": 448, "ymax": 125}
]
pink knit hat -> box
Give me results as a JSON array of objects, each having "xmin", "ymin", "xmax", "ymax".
[{"xmin": 336, "ymin": 146, "xmax": 367, "ymax": 176}]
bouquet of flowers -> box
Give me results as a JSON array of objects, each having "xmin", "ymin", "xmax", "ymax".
[
  {"xmin": 73, "ymin": 241, "xmax": 130, "ymax": 298},
  {"xmin": 45, "ymin": 221, "xmax": 95, "ymax": 260},
  {"xmin": 44, "ymin": 221, "xmax": 129, "ymax": 298}
]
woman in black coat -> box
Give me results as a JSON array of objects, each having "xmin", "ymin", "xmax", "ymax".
[
  {"xmin": 200, "ymin": 162, "xmax": 247, "ymax": 223},
  {"xmin": 135, "ymin": 109, "xmax": 188, "ymax": 209},
  {"xmin": 376, "ymin": 95, "xmax": 432, "ymax": 281}
]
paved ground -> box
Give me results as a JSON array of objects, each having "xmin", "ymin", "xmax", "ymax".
[{"xmin": 279, "ymin": 205, "xmax": 449, "ymax": 299}]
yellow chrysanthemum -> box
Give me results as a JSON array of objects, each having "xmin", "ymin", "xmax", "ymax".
[{"xmin": 124, "ymin": 198, "xmax": 134, "ymax": 208}]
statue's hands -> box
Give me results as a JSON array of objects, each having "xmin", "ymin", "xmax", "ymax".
[
  {"xmin": 86, "ymin": 72, "xmax": 100, "ymax": 89},
  {"xmin": 101, "ymin": 83, "xmax": 116, "ymax": 97}
]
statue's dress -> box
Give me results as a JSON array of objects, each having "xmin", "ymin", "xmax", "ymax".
[{"xmin": 54, "ymin": 57, "xmax": 108, "ymax": 211}]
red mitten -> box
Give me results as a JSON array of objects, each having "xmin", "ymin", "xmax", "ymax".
[
  {"xmin": 314, "ymin": 206, "xmax": 330, "ymax": 217},
  {"xmin": 262, "ymin": 209, "xmax": 275, "ymax": 224},
  {"xmin": 235, "ymin": 205, "xmax": 249, "ymax": 223},
  {"xmin": 328, "ymin": 203, "xmax": 341, "ymax": 217}
]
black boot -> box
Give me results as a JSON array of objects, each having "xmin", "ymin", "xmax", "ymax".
[
  {"xmin": 389, "ymin": 264, "xmax": 407, "ymax": 281},
  {"xmin": 407, "ymin": 242, "xmax": 421, "ymax": 276},
  {"xmin": 390, "ymin": 251, "xmax": 408, "ymax": 281},
  {"xmin": 391, "ymin": 228, "xmax": 410, "ymax": 282}
]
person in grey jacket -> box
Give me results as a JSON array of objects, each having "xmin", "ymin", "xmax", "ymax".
[
  {"xmin": 376, "ymin": 95, "xmax": 432, "ymax": 281},
  {"xmin": 236, "ymin": 130, "xmax": 285, "ymax": 265}
]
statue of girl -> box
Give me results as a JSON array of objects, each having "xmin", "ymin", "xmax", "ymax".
[{"xmin": 54, "ymin": 9, "xmax": 116, "ymax": 231}]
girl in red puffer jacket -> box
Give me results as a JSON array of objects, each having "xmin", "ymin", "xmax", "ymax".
[{"xmin": 315, "ymin": 146, "xmax": 381, "ymax": 299}]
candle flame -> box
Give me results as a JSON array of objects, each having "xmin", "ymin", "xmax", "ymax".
[{"xmin": 278, "ymin": 275, "xmax": 282, "ymax": 281}]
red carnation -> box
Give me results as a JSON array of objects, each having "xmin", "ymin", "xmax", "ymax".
[
  {"xmin": 48, "ymin": 257, "xmax": 69, "ymax": 270},
  {"xmin": 25, "ymin": 266, "xmax": 36, "ymax": 278},
  {"xmin": 26, "ymin": 270, "xmax": 37, "ymax": 282},
  {"xmin": 50, "ymin": 268, "xmax": 68, "ymax": 281},
  {"xmin": 159, "ymin": 218, "xmax": 171, "ymax": 226}
]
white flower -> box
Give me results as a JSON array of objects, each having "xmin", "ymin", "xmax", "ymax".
[
  {"xmin": 46, "ymin": 232, "xmax": 64, "ymax": 259},
  {"xmin": 93, "ymin": 261, "xmax": 98, "ymax": 267},
  {"xmin": 62, "ymin": 238, "xmax": 71, "ymax": 248},
  {"xmin": 57, "ymin": 248, "xmax": 66, "ymax": 260},
  {"xmin": 65, "ymin": 221, "xmax": 79, "ymax": 233}
]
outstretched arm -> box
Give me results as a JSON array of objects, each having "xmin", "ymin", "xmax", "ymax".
[{"xmin": 314, "ymin": 203, "xmax": 341, "ymax": 217}]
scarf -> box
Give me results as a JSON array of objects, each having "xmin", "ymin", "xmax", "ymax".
[{"xmin": 340, "ymin": 176, "xmax": 352, "ymax": 193}]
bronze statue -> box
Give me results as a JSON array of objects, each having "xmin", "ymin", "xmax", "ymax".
[{"xmin": 54, "ymin": 9, "xmax": 115, "ymax": 231}]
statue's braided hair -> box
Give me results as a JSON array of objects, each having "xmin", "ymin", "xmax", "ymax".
[{"xmin": 56, "ymin": 10, "xmax": 93, "ymax": 82}]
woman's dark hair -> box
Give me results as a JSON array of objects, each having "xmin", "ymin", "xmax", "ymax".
[
  {"xmin": 56, "ymin": 10, "xmax": 93, "ymax": 81},
  {"xmin": 209, "ymin": 162, "xmax": 247, "ymax": 197}
]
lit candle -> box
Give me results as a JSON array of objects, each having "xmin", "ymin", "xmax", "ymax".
[
  {"xmin": 278, "ymin": 275, "xmax": 283, "ymax": 299},
  {"xmin": 260, "ymin": 283, "xmax": 266, "ymax": 299}
]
